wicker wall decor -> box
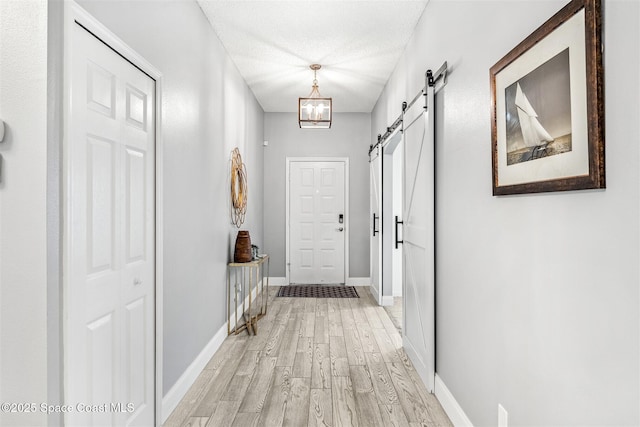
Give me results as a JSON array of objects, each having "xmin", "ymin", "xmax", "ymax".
[
  {"xmin": 230, "ymin": 147, "xmax": 248, "ymax": 227},
  {"xmin": 231, "ymin": 147, "xmax": 249, "ymax": 228}
]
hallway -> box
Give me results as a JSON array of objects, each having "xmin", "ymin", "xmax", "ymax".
[{"xmin": 164, "ymin": 287, "xmax": 451, "ymax": 427}]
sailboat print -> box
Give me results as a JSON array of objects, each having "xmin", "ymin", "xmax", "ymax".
[
  {"xmin": 514, "ymin": 83, "xmax": 554, "ymax": 154},
  {"xmin": 505, "ymin": 49, "xmax": 572, "ymax": 166}
]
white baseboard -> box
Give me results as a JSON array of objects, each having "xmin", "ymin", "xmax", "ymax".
[
  {"xmin": 161, "ymin": 322, "xmax": 227, "ymax": 423},
  {"xmin": 346, "ymin": 277, "xmax": 370, "ymax": 286},
  {"xmin": 381, "ymin": 295, "xmax": 394, "ymax": 306},
  {"xmin": 366, "ymin": 284, "xmax": 392, "ymax": 306},
  {"xmin": 368, "ymin": 284, "xmax": 381, "ymax": 305},
  {"xmin": 268, "ymin": 277, "xmax": 287, "ymax": 286},
  {"xmin": 435, "ymin": 374, "xmax": 473, "ymax": 427}
]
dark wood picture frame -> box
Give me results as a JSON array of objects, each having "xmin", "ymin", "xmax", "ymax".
[{"xmin": 490, "ymin": 0, "xmax": 604, "ymax": 196}]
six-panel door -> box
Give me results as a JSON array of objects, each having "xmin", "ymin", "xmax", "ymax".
[
  {"xmin": 289, "ymin": 161, "xmax": 346, "ymax": 284},
  {"xmin": 66, "ymin": 22, "xmax": 155, "ymax": 426}
]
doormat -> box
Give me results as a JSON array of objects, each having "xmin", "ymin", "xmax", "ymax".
[{"xmin": 276, "ymin": 285, "xmax": 359, "ymax": 299}]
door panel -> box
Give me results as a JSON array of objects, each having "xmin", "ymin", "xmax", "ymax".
[
  {"xmin": 369, "ymin": 149, "xmax": 382, "ymax": 303},
  {"xmin": 87, "ymin": 312, "xmax": 115, "ymax": 426},
  {"xmin": 382, "ymin": 131, "xmax": 403, "ymax": 302},
  {"xmin": 66, "ymin": 22, "xmax": 155, "ymax": 426},
  {"xmin": 126, "ymin": 148, "xmax": 146, "ymax": 262},
  {"xmin": 126, "ymin": 297, "xmax": 147, "ymax": 408},
  {"xmin": 402, "ymin": 85, "xmax": 435, "ymax": 393},
  {"xmin": 87, "ymin": 135, "xmax": 115, "ymax": 273},
  {"xmin": 289, "ymin": 161, "xmax": 346, "ymax": 284}
]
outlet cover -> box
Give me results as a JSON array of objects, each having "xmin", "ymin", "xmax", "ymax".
[{"xmin": 498, "ymin": 404, "xmax": 508, "ymax": 427}]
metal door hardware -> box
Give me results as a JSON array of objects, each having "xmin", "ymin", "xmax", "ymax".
[
  {"xmin": 395, "ymin": 216, "xmax": 403, "ymax": 248},
  {"xmin": 372, "ymin": 213, "xmax": 379, "ymax": 236}
]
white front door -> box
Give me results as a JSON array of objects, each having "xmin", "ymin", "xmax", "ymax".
[
  {"xmin": 288, "ymin": 160, "xmax": 346, "ymax": 284},
  {"xmin": 402, "ymin": 85, "xmax": 436, "ymax": 392},
  {"xmin": 369, "ymin": 149, "xmax": 382, "ymax": 303},
  {"xmin": 65, "ymin": 20, "xmax": 155, "ymax": 426}
]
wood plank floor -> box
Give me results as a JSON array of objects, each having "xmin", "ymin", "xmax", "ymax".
[
  {"xmin": 384, "ymin": 296, "xmax": 403, "ymax": 333},
  {"xmin": 163, "ymin": 286, "xmax": 452, "ymax": 427}
]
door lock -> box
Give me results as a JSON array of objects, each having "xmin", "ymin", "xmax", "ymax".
[{"xmin": 338, "ymin": 214, "xmax": 344, "ymax": 224}]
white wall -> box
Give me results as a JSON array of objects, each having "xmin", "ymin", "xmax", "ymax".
[
  {"xmin": 372, "ymin": 0, "xmax": 639, "ymax": 425},
  {"xmin": 0, "ymin": 1, "xmax": 49, "ymax": 426},
  {"xmin": 263, "ymin": 113, "xmax": 371, "ymax": 279},
  {"xmin": 78, "ymin": 0, "xmax": 265, "ymax": 397}
]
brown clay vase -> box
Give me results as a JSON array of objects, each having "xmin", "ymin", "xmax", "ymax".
[{"xmin": 234, "ymin": 230, "xmax": 252, "ymax": 263}]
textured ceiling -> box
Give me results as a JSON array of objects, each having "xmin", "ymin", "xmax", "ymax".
[{"xmin": 197, "ymin": 0, "xmax": 429, "ymax": 113}]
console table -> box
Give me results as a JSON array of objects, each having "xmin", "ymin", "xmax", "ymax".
[{"xmin": 227, "ymin": 255, "xmax": 269, "ymax": 335}]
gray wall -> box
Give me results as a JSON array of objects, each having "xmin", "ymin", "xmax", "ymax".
[
  {"xmin": 263, "ymin": 113, "xmax": 371, "ymax": 279},
  {"xmin": 372, "ymin": 0, "xmax": 639, "ymax": 425},
  {"xmin": 78, "ymin": 0, "xmax": 265, "ymax": 395}
]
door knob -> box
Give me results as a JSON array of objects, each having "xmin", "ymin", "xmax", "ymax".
[{"xmin": 338, "ymin": 227, "xmax": 344, "ymax": 232}]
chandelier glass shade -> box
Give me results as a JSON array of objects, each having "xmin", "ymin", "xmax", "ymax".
[{"xmin": 298, "ymin": 64, "xmax": 332, "ymax": 129}]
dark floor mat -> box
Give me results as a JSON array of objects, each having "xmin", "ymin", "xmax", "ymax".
[{"xmin": 276, "ymin": 285, "xmax": 359, "ymax": 298}]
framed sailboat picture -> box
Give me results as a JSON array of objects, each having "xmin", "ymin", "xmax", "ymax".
[{"xmin": 490, "ymin": 0, "xmax": 604, "ymax": 195}]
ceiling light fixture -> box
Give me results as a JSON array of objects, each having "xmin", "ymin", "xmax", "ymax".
[{"xmin": 298, "ymin": 64, "xmax": 332, "ymax": 129}]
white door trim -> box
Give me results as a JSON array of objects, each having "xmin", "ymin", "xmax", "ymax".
[
  {"xmin": 63, "ymin": 3, "xmax": 164, "ymax": 424},
  {"xmin": 285, "ymin": 157, "xmax": 350, "ymax": 285}
]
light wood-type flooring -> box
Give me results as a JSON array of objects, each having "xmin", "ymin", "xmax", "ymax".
[
  {"xmin": 383, "ymin": 296, "xmax": 403, "ymax": 333},
  {"xmin": 163, "ymin": 286, "xmax": 452, "ymax": 427}
]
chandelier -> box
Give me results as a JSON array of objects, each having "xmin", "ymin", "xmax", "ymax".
[{"xmin": 298, "ymin": 64, "xmax": 332, "ymax": 129}]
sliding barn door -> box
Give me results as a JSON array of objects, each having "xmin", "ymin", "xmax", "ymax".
[
  {"xmin": 402, "ymin": 85, "xmax": 435, "ymax": 392},
  {"xmin": 369, "ymin": 148, "xmax": 382, "ymax": 303}
]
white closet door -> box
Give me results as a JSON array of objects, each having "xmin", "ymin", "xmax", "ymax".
[{"xmin": 66, "ymin": 21, "xmax": 155, "ymax": 426}]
